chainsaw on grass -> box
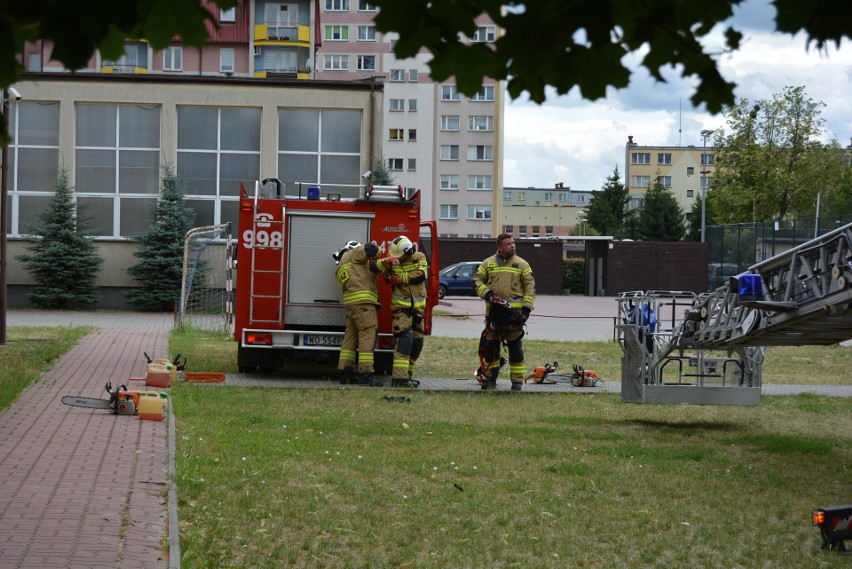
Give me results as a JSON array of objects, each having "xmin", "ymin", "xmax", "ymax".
[
  {"xmin": 62, "ymin": 382, "xmax": 142, "ymax": 415},
  {"xmin": 524, "ymin": 361, "xmax": 604, "ymax": 387}
]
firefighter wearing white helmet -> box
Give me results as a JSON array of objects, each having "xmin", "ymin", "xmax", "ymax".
[
  {"xmin": 385, "ymin": 235, "xmax": 428, "ymax": 388},
  {"xmin": 334, "ymin": 239, "xmax": 399, "ymax": 386}
]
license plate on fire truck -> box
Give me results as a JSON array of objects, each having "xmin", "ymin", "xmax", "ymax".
[{"xmin": 302, "ymin": 335, "xmax": 343, "ymax": 347}]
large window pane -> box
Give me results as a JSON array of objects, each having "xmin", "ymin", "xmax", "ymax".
[
  {"xmin": 279, "ymin": 109, "xmax": 319, "ymax": 152},
  {"xmin": 321, "ymin": 110, "xmax": 360, "ymax": 153},
  {"xmin": 17, "ymin": 195, "xmax": 53, "ymax": 234},
  {"xmin": 177, "ymin": 152, "xmax": 217, "ymax": 195},
  {"xmin": 76, "ymin": 197, "xmax": 114, "ymax": 236},
  {"xmin": 177, "ymin": 107, "xmax": 218, "ymax": 150},
  {"xmin": 279, "ymin": 153, "xmax": 317, "ymax": 184},
  {"xmin": 76, "ymin": 149, "xmax": 116, "ymax": 193},
  {"xmin": 220, "ymin": 153, "xmax": 260, "ymax": 196},
  {"xmin": 221, "ymin": 200, "xmax": 240, "ymax": 232},
  {"xmin": 120, "ymin": 197, "xmax": 157, "ymax": 236},
  {"xmin": 119, "ymin": 150, "xmax": 160, "ymax": 194},
  {"xmin": 221, "ymin": 108, "xmax": 261, "ymax": 151},
  {"xmin": 320, "ymin": 155, "xmax": 359, "ymax": 184},
  {"xmin": 76, "ymin": 104, "xmax": 116, "ymax": 147},
  {"xmin": 119, "ymin": 105, "xmax": 160, "ymax": 148},
  {"xmin": 18, "ymin": 102, "xmax": 59, "ymax": 146},
  {"xmin": 17, "ymin": 148, "xmax": 59, "ymax": 192},
  {"xmin": 185, "ymin": 199, "xmax": 215, "ymax": 227}
]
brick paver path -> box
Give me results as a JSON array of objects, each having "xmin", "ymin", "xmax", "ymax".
[{"xmin": 0, "ymin": 328, "xmax": 170, "ymax": 569}]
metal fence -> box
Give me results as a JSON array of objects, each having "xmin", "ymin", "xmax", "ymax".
[{"xmin": 706, "ymin": 214, "xmax": 852, "ymax": 289}]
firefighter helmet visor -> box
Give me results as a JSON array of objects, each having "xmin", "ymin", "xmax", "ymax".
[
  {"xmin": 389, "ymin": 236, "xmax": 414, "ymax": 258},
  {"xmin": 332, "ymin": 240, "xmax": 362, "ymax": 264}
]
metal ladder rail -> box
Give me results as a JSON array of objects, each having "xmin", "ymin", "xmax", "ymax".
[{"xmin": 247, "ymin": 182, "xmax": 286, "ymax": 325}]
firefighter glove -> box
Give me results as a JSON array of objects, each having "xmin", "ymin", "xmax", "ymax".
[
  {"xmin": 386, "ymin": 275, "xmax": 400, "ymax": 286},
  {"xmin": 522, "ymin": 307, "xmax": 531, "ymax": 322}
]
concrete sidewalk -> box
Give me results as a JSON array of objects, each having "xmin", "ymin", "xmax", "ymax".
[{"xmin": 0, "ymin": 305, "xmax": 850, "ymax": 569}]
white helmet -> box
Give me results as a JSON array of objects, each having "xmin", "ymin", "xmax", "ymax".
[
  {"xmin": 388, "ymin": 235, "xmax": 414, "ymax": 258},
  {"xmin": 332, "ymin": 240, "xmax": 361, "ymax": 264}
]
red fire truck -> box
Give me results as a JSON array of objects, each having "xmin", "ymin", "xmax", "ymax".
[{"xmin": 234, "ymin": 179, "xmax": 440, "ymax": 374}]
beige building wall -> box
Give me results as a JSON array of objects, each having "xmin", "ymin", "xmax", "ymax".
[{"xmin": 6, "ymin": 75, "xmax": 382, "ymax": 293}]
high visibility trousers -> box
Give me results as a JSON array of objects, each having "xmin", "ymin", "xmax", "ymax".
[{"xmin": 338, "ymin": 304, "xmax": 378, "ymax": 374}]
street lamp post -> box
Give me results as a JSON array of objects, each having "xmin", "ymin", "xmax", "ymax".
[
  {"xmin": 577, "ymin": 210, "xmax": 586, "ymax": 237},
  {"xmin": 700, "ymin": 129, "xmax": 715, "ymax": 243}
]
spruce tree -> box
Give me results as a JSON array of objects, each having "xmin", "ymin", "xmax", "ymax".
[
  {"xmin": 17, "ymin": 168, "xmax": 103, "ymax": 308},
  {"xmin": 636, "ymin": 178, "xmax": 687, "ymax": 241},
  {"xmin": 587, "ymin": 167, "xmax": 629, "ymax": 238},
  {"xmin": 125, "ymin": 164, "xmax": 195, "ymax": 311},
  {"xmin": 371, "ymin": 154, "xmax": 394, "ymax": 185}
]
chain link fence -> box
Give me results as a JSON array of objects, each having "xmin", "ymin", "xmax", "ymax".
[{"xmin": 706, "ymin": 214, "xmax": 852, "ymax": 289}]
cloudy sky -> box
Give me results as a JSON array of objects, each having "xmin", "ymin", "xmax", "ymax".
[{"xmin": 502, "ymin": 0, "xmax": 852, "ymax": 191}]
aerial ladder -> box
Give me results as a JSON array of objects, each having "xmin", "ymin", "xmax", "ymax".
[{"xmin": 617, "ymin": 221, "xmax": 852, "ymax": 405}]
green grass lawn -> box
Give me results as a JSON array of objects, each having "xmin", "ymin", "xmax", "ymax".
[
  {"xmin": 0, "ymin": 326, "xmax": 93, "ymax": 412},
  {"xmin": 172, "ymin": 386, "xmax": 851, "ymax": 568},
  {"xmin": 171, "ymin": 325, "xmax": 852, "ymax": 568}
]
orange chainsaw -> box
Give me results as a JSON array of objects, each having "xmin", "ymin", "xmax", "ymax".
[
  {"xmin": 62, "ymin": 382, "xmax": 142, "ymax": 415},
  {"xmin": 524, "ymin": 361, "xmax": 603, "ymax": 386}
]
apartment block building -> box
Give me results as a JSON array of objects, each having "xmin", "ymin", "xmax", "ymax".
[
  {"xmin": 623, "ymin": 135, "xmax": 716, "ymax": 216},
  {"xmin": 501, "ymin": 184, "xmax": 594, "ymax": 238}
]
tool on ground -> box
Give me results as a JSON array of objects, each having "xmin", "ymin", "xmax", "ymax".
[
  {"xmin": 144, "ymin": 352, "xmax": 187, "ymax": 371},
  {"xmin": 474, "ymin": 357, "xmax": 507, "ymax": 384},
  {"xmin": 523, "ymin": 361, "xmax": 604, "ymax": 387},
  {"xmin": 62, "ymin": 382, "xmax": 142, "ymax": 415}
]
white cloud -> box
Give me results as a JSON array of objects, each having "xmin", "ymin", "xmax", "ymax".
[{"xmin": 503, "ymin": 4, "xmax": 852, "ymax": 190}]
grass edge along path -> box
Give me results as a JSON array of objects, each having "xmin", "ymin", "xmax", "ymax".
[{"xmin": 0, "ymin": 326, "xmax": 93, "ymax": 412}]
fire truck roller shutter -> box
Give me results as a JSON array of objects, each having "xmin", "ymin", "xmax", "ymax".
[{"xmin": 286, "ymin": 212, "xmax": 372, "ymax": 316}]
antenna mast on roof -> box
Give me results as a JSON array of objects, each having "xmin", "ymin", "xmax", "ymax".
[{"xmin": 678, "ymin": 99, "xmax": 682, "ymax": 146}]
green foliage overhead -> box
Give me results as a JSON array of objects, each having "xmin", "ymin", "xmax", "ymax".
[
  {"xmin": 373, "ymin": 0, "xmax": 852, "ymax": 113},
  {"xmin": 16, "ymin": 168, "xmax": 103, "ymax": 308},
  {"xmin": 710, "ymin": 86, "xmax": 851, "ymax": 222},
  {"xmin": 126, "ymin": 164, "xmax": 195, "ymax": 311},
  {"xmin": 636, "ymin": 178, "xmax": 687, "ymax": 241}
]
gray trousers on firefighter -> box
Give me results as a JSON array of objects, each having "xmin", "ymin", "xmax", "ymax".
[{"xmin": 391, "ymin": 310, "xmax": 424, "ymax": 380}]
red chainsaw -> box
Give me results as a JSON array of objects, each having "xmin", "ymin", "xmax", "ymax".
[{"xmin": 62, "ymin": 382, "xmax": 142, "ymax": 415}]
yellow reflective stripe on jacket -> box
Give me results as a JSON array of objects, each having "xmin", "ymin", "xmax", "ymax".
[
  {"xmin": 391, "ymin": 293, "xmax": 426, "ymax": 310},
  {"xmin": 343, "ymin": 290, "xmax": 379, "ymax": 305}
]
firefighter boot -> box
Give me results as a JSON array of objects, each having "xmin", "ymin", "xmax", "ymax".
[
  {"xmin": 481, "ymin": 368, "xmax": 498, "ymax": 391},
  {"xmin": 356, "ymin": 373, "xmax": 384, "ymax": 387},
  {"xmin": 391, "ymin": 378, "xmax": 420, "ymax": 388},
  {"xmin": 511, "ymin": 382, "xmax": 523, "ymax": 392},
  {"xmin": 339, "ymin": 366, "xmax": 355, "ymax": 385}
]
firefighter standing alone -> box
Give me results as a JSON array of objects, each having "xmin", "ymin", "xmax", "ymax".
[
  {"xmin": 473, "ymin": 233, "xmax": 536, "ymax": 391},
  {"xmin": 333, "ymin": 240, "xmax": 398, "ymax": 386},
  {"xmin": 385, "ymin": 235, "xmax": 429, "ymax": 388}
]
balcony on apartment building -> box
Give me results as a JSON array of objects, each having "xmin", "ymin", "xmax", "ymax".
[
  {"xmin": 100, "ymin": 41, "xmax": 150, "ymax": 74},
  {"xmin": 253, "ymin": 21, "xmax": 310, "ymax": 79}
]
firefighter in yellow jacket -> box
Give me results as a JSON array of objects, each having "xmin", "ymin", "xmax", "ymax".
[
  {"xmin": 333, "ymin": 240, "xmax": 398, "ymax": 386},
  {"xmin": 385, "ymin": 235, "xmax": 428, "ymax": 388},
  {"xmin": 473, "ymin": 233, "xmax": 535, "ymax": 391}
]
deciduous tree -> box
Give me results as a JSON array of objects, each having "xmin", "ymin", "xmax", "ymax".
[{"xmin": 710, "ymin": 86, "xmax": 849, "ymax": 222}]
